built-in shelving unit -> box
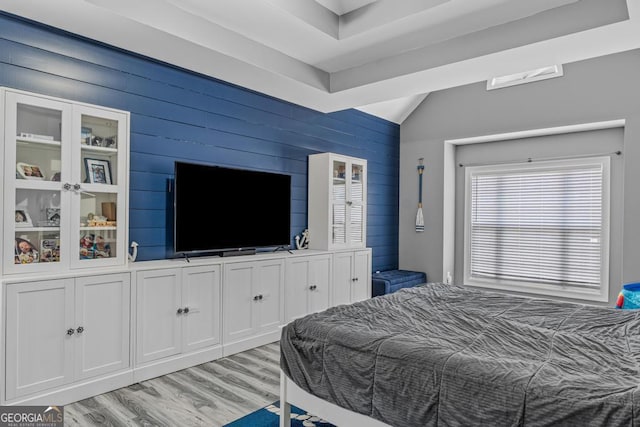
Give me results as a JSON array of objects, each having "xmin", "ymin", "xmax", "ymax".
[{"xmin": 0, "ymin": 96, "xmax": 373, "ymax": 407}]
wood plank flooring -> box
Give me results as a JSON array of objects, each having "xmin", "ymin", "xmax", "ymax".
[{"xmin": 64, "ymin": 342, "xmax": 281, "ymax": 427}]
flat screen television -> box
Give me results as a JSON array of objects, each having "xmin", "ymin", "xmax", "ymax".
[{"xmin": 173, "ymin": 161, "xmax": 291, "ymax": 256}]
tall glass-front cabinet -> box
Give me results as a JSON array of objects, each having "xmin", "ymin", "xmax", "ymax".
[
  {"xmin": 1, "ymin": 88, "xmax": 129, "ymax": 274},
  {"xmin": 308, "ymin": 153, "xmax": 367, "ymax": 250}
]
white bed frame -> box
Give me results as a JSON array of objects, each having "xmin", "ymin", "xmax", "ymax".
[{"xmin": 279, "ymin": 370, "xmax": 391, "ymax": 427}]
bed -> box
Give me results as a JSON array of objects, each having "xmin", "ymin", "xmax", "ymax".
[{"xmin": 279, "ymin": 282, "xmax": 640, "ymax": 427}]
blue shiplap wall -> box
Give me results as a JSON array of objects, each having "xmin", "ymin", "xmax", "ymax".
[{"xmin": 0, "ymin": 13, "xmax": 399, "ymax": 271}]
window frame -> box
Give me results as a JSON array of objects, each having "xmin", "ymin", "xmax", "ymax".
[{"xmin": 463, "ymin": 156, "xmax": 611, "ymax": 302}]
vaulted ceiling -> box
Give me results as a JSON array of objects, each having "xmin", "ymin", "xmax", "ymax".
[{"xmin": 1, "ymin": 0, "xmax": 638, "ymax": 123}]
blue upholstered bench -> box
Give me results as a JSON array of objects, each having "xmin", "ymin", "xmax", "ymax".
[{"xmin": 372, "ymin": 269, "xmax": 427, "ymax": 297}]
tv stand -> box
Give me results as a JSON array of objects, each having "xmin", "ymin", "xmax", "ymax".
[
  {"xmin": 221, "ymin": 248, "xmax": 257, "ymax": 257},
  {"xmin": 273, "ymin": 246, "xmax": 293, "ymax": 254}
]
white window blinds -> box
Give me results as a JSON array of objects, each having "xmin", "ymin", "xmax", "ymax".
[{"xmin": 464, "ymin": 157, "xmax": 609, "ymax": 291}]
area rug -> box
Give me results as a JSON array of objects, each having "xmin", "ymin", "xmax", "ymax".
[{"xmin": 224, "ymin": 400, "xmax": 336, "ymax": 427}]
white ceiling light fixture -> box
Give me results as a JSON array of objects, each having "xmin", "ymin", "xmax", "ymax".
[{"xmin": 487, "ymin": 65, "xmax": 564, "ymax": 91}]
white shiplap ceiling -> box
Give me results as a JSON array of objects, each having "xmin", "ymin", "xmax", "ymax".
[{"xmin": 1, "ymin": 0, "xmax": 639, "ymax": 123}]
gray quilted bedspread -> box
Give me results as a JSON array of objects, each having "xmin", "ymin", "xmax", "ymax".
[{"xmin": 280, "ymin": 283, "xmax": 640, "ymax": 427}]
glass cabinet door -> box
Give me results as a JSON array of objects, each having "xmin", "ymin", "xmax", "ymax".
[
  {"xmin": 329, "ymin": 157, "xmax": 367, "ymax": 248},
  {"xmin": 331, "ymin": 159, "xmax": 347, "ymax": 245},
  {"xmin": 3, "ymin": 93, "xmax": 71, "ymax": 274},
  {"xmin": 2, "ymin": 90, "xmax": 128, "ymax": 273},
  {"xmin": 349, "ymin": 162, "xmax": 365, "ymax": 245},
  {"xmin": 70, "ymin": 106, "xmax": 127, "ymax": 268}
]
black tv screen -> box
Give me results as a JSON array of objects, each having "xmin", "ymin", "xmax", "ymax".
[{"xmin": 173, "ymin": 162, "xmax": 291, "ymax": 255}]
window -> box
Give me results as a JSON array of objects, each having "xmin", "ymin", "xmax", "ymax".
[{"xmin": 463, "ymin": 157, "xmax": 610, "ymax": 301}]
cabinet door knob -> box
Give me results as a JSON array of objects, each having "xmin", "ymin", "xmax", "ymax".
[
  {"xmin": 309, "ymin": 285, "xmax": 317, "ymax": 291},
  {"xmin": 355, "ymin": 277, "xmax": 359, "ymax": 282},
  {"xmin": 76, "ymin": 326, "xmax": 84, "ymax": 334},
  {"xmin": 183, "ymin": 307, "xmax": 189, "ymax": 314},
  {"xmin": 259, "ymin": 294, "xmax": 264, "ymax": 300},
  {"xmin": 351, "ymin": 278, "xmax": 356, "ymax": 282},
  {"xmin": 63, "ymin": 182, "xmax": 72, "ymax": 191},
  {"xmin": 66, "ymin": 328, "xmax": 75, "ymax": 336},
  {"xmin": 253, "ymin": 295, "xmax": 260, "ymax": 301},
  {"xmin": 177, "ymin": 308, "xmax": 183, "ymax": 314},
  {"xmin": 73, "ymin": 183, "xmax": 81, "ymax": 191}
]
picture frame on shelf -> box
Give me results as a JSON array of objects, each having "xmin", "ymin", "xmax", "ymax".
[
  {"xmin": 46, "ymin": 208, "xmax": 61, "ymax": 226},
  {"xmin": 14, "ymin": 237, "xmax": 39, "ymax": 264},
  {"xmin": 81, "ymin": 126, "xmax": 92, "ymax": 145},
  {"xmin": 79, "ymin": 233, "xmax": 95, "ymax": 259},
  {"xmin": 16, "ymin": 162, "xmax": 45, "ymax": 180},
  {"xmin": 84, "ymin": 158, "xmax": 112, "ymax": 184},
  {"xmin": 80, "ymin": 126, "xmax": 93, "ymax": 145},
  {"xmin": 15, "ymin": 209, "xmax": 32, "ymax": 227}
]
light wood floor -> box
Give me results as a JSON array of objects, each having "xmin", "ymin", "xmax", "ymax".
[{"xmin": 64, "ymin": 342, "xmax": 281, "ymax": 427}]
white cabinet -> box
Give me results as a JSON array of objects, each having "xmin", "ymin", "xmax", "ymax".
[
  {"xmin": 332, "ymin": 249, "xmax": 372, "ymax": 306},
  {"xmin": 136, "ymin": 269, "xmax": 182, "ymax": 363},
  {"xmin": 308, "ymin": 153, "xmax": 367, "ymax": 251},
  {"xmin": 223, "ymin": 258, "xmax": 284, "ymax": 354},
  {"xmin": 182, "ymin": 265, "xmax": 222, "ymax": 353},
  {"xmin": 1, "ymin": 88, "xmax": 129, "ymax": 275},
  {"xmin": 285, "ymin": 254, "xmax": 331, "ymax": 322},
  {"xmin": 5, "ymin": 273, "xmax": 130, "ymax": 401},
  {"xmin": 135, "ymin": 265, "xmax": 221, "ymax": 365}
]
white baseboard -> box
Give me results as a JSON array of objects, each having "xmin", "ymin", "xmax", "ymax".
[
  {"xmin": 133, "ymin": 345, "xmax": 223, "ymax": 383},
  {"xmin": 223, "ymin": 331, "xmax": 280, "ymax": 357},
  {"xmin": 4, "ymin": 370, "xmax": 134, "ymax": 406}
]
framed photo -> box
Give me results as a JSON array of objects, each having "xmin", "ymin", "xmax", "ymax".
[
  {"xmin": 46, "ymin": 208, "xmax": 61, "ymax": 226},
  {"xmin": 84, "ymin": 158, "xmax": 112, "ymax": 184},
  {"xmin": 16, "ymin": 162, "xmax": 45, "ymax": 180},
  {"xmin": 81, "ymin": 126, "xmax": 92, "ymax": 145},
  {"xmin": 15, "ymin": 209, "xmax": 32, "ymax": 227},
  {"xmin": 14, "ymin": 237, "xmax": 39, "ymax": 264},
  {"xmin": 80, "ymin": 233, "xmax": 95, "ymax": 259}
]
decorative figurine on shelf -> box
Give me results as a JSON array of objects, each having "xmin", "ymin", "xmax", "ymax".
[
  {"xmin": 14, "ymin": 237, "xmax": 39, "ymax": 264},
  {"xmin": 93, "ymin": 235, "xmax": 111, "ymax": 258},
  {"xmin": 295, "ymin": 229, "xmax": 309, "ymax": 250},
  {"xmin": 79, "ymin": 234, "xmax": 95, "ymax": 259},
  {"xmin": 40, "ymin": 239, "xmax": 60, "ymax": 263},
  {"xmin": 104, "ymin": 136, "xmax": 117, "ymax": 148}
]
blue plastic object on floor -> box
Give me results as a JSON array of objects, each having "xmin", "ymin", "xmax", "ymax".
[{"xmin": 616, "ymin": 282, "xmax": 640, "ymax": 309}]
